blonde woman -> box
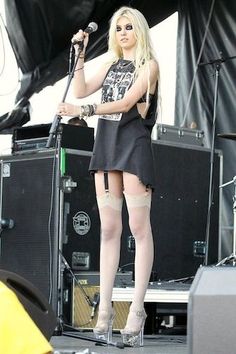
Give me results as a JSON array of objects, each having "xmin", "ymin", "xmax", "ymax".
[{"xmin": 58, "ymin": 6, "xmax": 159, "ymax": 347}]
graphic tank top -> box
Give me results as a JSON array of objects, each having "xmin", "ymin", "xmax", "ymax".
[{"xmin": 89, "ymin": 59, "xmax": 158, "ymax": 189}]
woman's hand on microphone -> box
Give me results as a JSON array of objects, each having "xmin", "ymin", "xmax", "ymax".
[
  {"xmin": 57, "ymin": 102, "xmax": 80, "ymax": 117},
  {"xmin": 72, "ymin": 29, "xmax": 89, "ymax": 52}
]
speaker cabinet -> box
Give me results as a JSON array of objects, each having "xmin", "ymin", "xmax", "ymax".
[
  {"xmin": 0, "ymin": 149, "xmax": 100, "ymax": 314},
  {"xmin": 72, "ymin": 285, "xmax": 130, "ymax": 330},
  {"xmin": 187, "ymin": 266, "xmax": 236, "ymax": 354},
  {"xmin": 71, "ymin": 272, "xmax": 132, "ymax": 330},
  {"xmin": 120, "ymin": 141, "xmax": 222, "ymax": 280}
]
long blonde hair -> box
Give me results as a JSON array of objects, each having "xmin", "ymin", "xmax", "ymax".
[
  {"xmin": 107, "ymin": 7, "xmax": 159, "ymax": 105},
  {"xmin": 108, "ymin": 7, "xmax": 157, "ymax": 75}
]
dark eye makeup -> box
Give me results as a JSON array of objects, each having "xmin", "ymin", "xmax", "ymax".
[{"xmin": 116, "ymin": 24, "xmax": 133, "ymax": 32}]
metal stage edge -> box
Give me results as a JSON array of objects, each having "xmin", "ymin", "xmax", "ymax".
[{"xmin": 112, "ymin": 286, "xmax": 189, "ymax": 303}]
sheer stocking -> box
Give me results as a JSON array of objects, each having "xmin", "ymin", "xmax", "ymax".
[
  {"xmin": 124, "ymin": 191, "xmax": 154, "ymax": 330},
  {"xmin": 98, "ymin": 204, "xmax": 122, "ymax": 311}
]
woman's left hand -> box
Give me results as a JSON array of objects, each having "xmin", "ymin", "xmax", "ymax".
[{"xmin": 57, "ymin": 102, "xmax": 80, "ymax": 116}]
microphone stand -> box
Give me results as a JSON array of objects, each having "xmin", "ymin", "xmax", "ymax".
[
  {"xmin": 47, "ymin": 41, "xmax": 84, "ymax": 329},
  {"xmin": 59, "ymin": 250, "xmax": 93, "ymax": 308},
  {"xmin": 46, "ymin": 41, "xmax": 84, "ymax": 148},
  {"xmin": 198, "ymin": 54, "xmax": 236, "ymax": 266},
  {"xmin": 47, "ymin": 42, "xmax": 125, "ymax": 349},
  {"xmin": 59, "ymin": 252, "xmax": 125, "ymax": 348}
]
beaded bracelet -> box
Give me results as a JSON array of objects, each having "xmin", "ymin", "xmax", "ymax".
[{"xmin": 80, "ymin": 103, "xmax": 97, "ymax": 117}]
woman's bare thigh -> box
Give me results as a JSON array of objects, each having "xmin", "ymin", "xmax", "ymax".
[
  {"xmin": 123, "ymin": 172, "xmax": 149, "ymax": 195},
  {"xmin": 95, "ymin": 170, "xmax": 124, "ymax": 197}
]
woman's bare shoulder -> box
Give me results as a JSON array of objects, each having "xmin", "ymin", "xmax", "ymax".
[{"xmin": 148, "ymin": 59, "xmax": 159, "ymax": 73}]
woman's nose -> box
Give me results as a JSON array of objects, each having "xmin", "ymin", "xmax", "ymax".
[{"xmin": 120, "ymin": 27, "xmax": 126, "ymax": 35}]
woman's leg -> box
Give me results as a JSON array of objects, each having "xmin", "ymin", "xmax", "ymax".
[
  {"xmin": 95, "ymin": 171, "xmax": 123, "ymax": 314},
  {"xmin": 122, "ymin": 172, "xmax": 154, "ymax": 329}
]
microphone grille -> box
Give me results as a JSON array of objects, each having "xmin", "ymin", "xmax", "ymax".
[{"xmin": 88, "ymin": 22, "xmax": 98, "ymax": 32}]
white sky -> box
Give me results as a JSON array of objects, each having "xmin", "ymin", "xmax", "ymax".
[{"xmin": 0, "ymin": 6, "xmax": 178, "ymax": 154}]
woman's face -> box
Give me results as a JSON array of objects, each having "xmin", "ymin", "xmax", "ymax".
[{"xmin": 115, "ymin": 16, "xmax": 137, "ymax": 51}]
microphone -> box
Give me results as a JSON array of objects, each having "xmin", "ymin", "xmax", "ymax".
[
  {"xmin": 72, "ymin": 22, "xmax": 98, "ymax": 44},
  {"xmin": 84, "ymin": 22, "xmax": 98, "ymax": 34},
  {"xmin": 0, "ymin": 218, "xmax": 15, "ymax": 230},
  {"xmin": 90, "ymin": 292, "xmax": 100, "ymax": 319}
]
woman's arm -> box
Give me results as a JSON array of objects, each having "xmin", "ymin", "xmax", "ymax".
[
  {"xmin": 73, "ymin": 59, "xmax": 110, "ymax": 98},
  {"xmin": 72, "ymin": 30, "xmax": 110, "ymax": 98},
  {"xmin": 58, "ymin": 59, "xmax": 158, "ymax": 117}
]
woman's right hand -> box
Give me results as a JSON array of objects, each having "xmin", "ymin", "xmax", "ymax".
[{"xmin": 72, "ymin": 29, "xmax": 89, "ymax": 53}]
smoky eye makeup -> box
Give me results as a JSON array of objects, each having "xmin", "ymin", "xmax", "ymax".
[
  {"xmin": 116, "ymin": 23, "xmax": 133, "ymax": 31},
  {"xmin": 125, "ymin": 24, "xmax": 133, "ymax": 30}
]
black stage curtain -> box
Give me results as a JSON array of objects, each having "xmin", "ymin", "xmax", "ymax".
[
  {"xmin": 175, "ymin": 0, "xmax": 236, "ymax": 258},
  {"xmin": 1, "ymin": 0, "xmax": 177, "ymax": 131},
  {"xmin": 3, "ymin": 0, "xmax": 177, "ymax": 102}
]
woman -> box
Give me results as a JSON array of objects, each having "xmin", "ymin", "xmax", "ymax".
[{"xmin": 58, "ymin": 6, "xmax": 159, "ymax": 347}]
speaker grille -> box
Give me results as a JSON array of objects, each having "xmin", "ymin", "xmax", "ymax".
[
  {"xmin": 0, "ymin": 155, "xmax": 57, "ymax": 303},
  {"xmin": 72, "ymin": 285, "xmax": 129, "ymax": 330}
]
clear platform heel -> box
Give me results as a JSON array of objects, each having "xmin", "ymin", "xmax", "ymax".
[
  {"xmin": 93, "ymin": 308, "xmax": 114, "ymax": 343},
  {"xmin": 120, "ymin": 309, "xmax": 147, "ymax": 347}
]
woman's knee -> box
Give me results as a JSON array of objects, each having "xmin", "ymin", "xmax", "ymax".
[
  {"xmin": 100, "ymin": 218, "xmax": 122, "ymax": 241},
  {"xmin": 124, "ymin": 191, "xmax": 152, "ymax": 240},
  {"xmin": 129, "ymin": 216, "xmax": 151, "ymax": 241}
]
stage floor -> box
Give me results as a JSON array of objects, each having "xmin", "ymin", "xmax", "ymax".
[
  {"xmin": 51, "ymin": 333, "xmax": 187, "ymax": 354},
  {"xmin": 52, "ymin": 279, "xmax": 190, "ymax": 353}
]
